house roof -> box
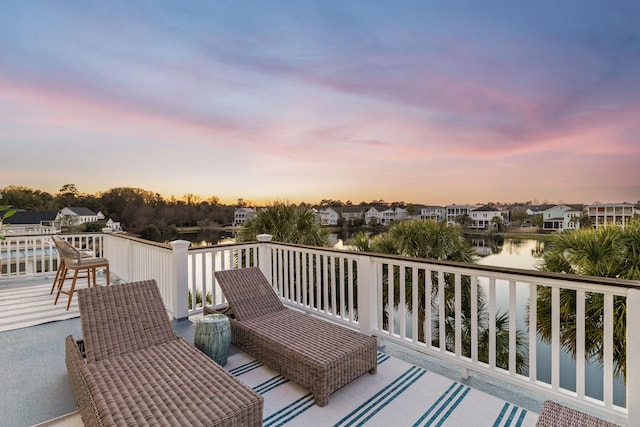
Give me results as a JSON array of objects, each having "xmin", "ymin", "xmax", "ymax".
[
  {"xmin": 65, "ymin": 207, "xmax": 98, "ymax": 216},
  {"xmin": 472, "ymin": 205, "xmax": 500, "ymax": 212},
  {"xmin": 7, "ymin": 211, "xmax": 58, "ymax": 225}
]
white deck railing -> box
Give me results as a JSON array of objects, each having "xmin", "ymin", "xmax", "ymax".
[{"xmin": 2, "ymin": 233, "xmax": 638, "ymax": 425}]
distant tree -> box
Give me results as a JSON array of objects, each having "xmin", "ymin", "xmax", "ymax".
[
  {"xmin": 57, "ymin": 184, "xmax": 79, "ymax": 208},
  {"xmin": 83, "ymin": 221, "xmax": 105, "ymax": 232},
  {"xmin": 510, "ymin": 210, "xmax": 530, "ymax": 224},
  {"xmin": 1, "ymin": 185, "xmax": 55, "ymax": 210},
  {"xmin": 577, "ymin": 214, "xmax": 592, "ymax": 228},
  {"xmin": 490, "ymin": 216, "xmax": 504, "ymax": 231},
  {"xmin": 531, "ymin": 214, "xmax": 544, "ymax": 228},
  {"xmin": 139, "ymin": 224, "xmax": 162, "ymax": 242},
  {"xmin": 455, "ymin": 214, "xmax": 473, "ymax": 228}
]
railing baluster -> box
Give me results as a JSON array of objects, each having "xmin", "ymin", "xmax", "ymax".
[
  {"xmin": 604, "ymin": 293, "xmax": 614, "ymax": 407},
  {"xmin": 489, "ymin": 277, "xmax": 496, "ymax": 369},
  {"xmin": 438, "ymin": 270, "xmax": 445, "ymax": 352},
  {"xmin": 529, "ymin": 283, "xmax": 537, "ymax": 384},
  {"xmin": 509, "ymin": 280, "xmax": 516, "ymax": 375},
  {"xmin": 471, "ymin": 275, "xmax": 478, "ymax": 363},
  {"xmin": 454, "ymin": 273, "xmax": 462, "ymax": 358},
  {"xmin": 551, "ymin": 286, "xmax": 560, "ymax": 391},
  {"xmin": 576, "ymin": 289, "xmax": 586, "ymax": 398},
  {"xmin": 399, "ymin": 266, "xmax": 406, "ymax": 339}
]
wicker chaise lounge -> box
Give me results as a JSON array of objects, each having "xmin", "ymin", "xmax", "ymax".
[
  {"xmin": 65, "ymin": 279, "xmax": 263, "ymax": 427},
  {"xmin": 205, "ymin": 267, "xmax": 378, "ymax": 407}
]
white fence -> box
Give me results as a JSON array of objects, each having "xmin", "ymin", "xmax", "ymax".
[{"xmin": 2, "ymin": 233, "xmax": 638, "ymax": 425}]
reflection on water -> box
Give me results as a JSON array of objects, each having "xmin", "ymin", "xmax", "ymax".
[
  {"xmin": 173, "ymin": 229, "xmax": 236, "ymax": 247},
  {"xmin": 476, "ymin": 237, "xmax": 544, "ymax": 270}
]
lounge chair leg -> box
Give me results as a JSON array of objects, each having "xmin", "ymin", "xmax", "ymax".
[{"xmin": 314, "ymin": 393, "xmax": 329, "ymax": 407}]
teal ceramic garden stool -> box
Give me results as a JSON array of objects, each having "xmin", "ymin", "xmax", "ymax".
[{"xmin": 194, "ymin": 313, "xmax": 231, "ymax": 366}]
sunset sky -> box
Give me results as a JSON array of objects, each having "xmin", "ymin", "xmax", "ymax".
[{"xmin": 1, "ymin": 1, "xmax": 639, "ymax": 206}]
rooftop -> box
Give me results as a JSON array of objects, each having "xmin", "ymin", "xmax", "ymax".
[{"xmin": 1, "ymin": 232, "xmax": 636, "ymax": 426}]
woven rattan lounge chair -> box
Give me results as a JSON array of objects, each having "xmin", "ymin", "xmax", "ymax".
[
  {"xmin": 536, "ymin": 401, "xmax": 619, "ymax": 426},
  {"xmin": 66, "ymin": 279, "xmax": 263, "ymax": 427},
  {"xmin": 205, "ymin": 267, "xmax": 377, "ymax": 407}
]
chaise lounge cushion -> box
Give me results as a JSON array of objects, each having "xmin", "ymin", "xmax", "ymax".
[{"xmin": 72, "ymin": 338, "xmax": 261, "ymax": 426}]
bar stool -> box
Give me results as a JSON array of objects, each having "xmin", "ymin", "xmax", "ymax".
[
  {"xmin": 53, "ymin": 238, "xmax": 110, "ymax": 310},
  {"xmin": 50, "ymin": 235, "xmax": 94, "ymax": 295}
]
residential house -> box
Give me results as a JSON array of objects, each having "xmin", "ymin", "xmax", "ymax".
[
  {"xmin": 542, "ymin": 205, "xmax": 584, "ymax": 231},
  {"xmin": 469, "ymin": 205, "xmax": 508, "ymax": 229},
  {"xmin": 378, "ymin": 207, "xmax": 408, "ymax": 226},
  {"xmin": 1, "ymin": 211, "xmax": 59, "ymax": 235},
  {"xmin": 587, "ymin": 203, "xmax": 639, "ymax": 229},
  {"xmin": 103, "ymin": 218, "xmax": 123, "ymax": 233},
  {"xmin": 233, "ymin": 207, "xmax": 256, "ymax": 227},
  {"xmin": 339, "ymin": 206, "xmax": 366, "ymax": 225},
  {"xmin": 446, "ymin": 204, "xmax": 480, "ymax": 225},
  {"xmin": 365, "ymin": 206, "xmax": 387, "ymax": 225},
  {"xmin": 56, "ymin": 207, "xmax": 102, "ymax": 226},
  {"xmin": 318, "ymin": 207, "xmax": 339, "ymax": 226},
  {"xmin": 416, "ymin": 205, "xmax": 446, "ymax": 222}
]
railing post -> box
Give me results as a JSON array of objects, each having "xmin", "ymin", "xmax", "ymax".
[
  {"xmin": 170, "ymin": 240, "xmax": 190, "ymax": 320},
  {"xmin": 357, "ymin": 254, "xmax": 378, "ymax": 337},
  {"xmin": 627, "ymin": 289, "xmax": 640, "ymax": 425},
  {"xmin": 257, "ymin": 234, "xmax": 273, "ymax": 284}
]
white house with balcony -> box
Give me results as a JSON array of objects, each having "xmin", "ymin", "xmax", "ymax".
[
  {"xmin": 365, "ymin": 206, "xmax": 386, "ymax": 225},
  {"xmin": 415, "ymin": 205, "xmax": 446, "ymax": 222},
  {"xmin": 469, "ymin": 205, "xmax": 508, "ymax": 229},
  {"xmin": 56, "ymin": 207, "xmax": 103, "ymax": 226},
  {"xmin": 587, "ymin": 202, "xmax": 639, "ymax": 229},
  {"xmin": 233, "ymin": 207, "xmax": 256, "ymax": 227},
  {"xmin": 542, "ymin": 204, "xmax": 583, "ymax": 231},
  {"xmin": 339, "ymin": 206, "xmax": 366, "ymax": 225},
  {"xmin": 317, "ymin": 207, "xmax": 339, "ymax": 226},
  {"xmin": 378, "ymin": 207, "xmax": 408, "ymax": 226},
  {"xmin": 446, "ymin": 204, "xmax": 480, "ymax": 225}
]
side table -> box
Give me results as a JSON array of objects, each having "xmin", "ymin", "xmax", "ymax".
[{"xmin": 194, "ymin": 313, "xmax": 231, "ymax": 366}]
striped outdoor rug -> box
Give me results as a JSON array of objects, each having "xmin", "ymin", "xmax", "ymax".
[
  {"xmin": 0, "ymin": 280, "xmax": 80, "ymax": 332},
  {"xmin": 226, "ymin": 351, "xmax": 539, "ymax": 427}
]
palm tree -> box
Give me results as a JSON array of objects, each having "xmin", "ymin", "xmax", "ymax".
[
  {"xmin": 237, "ymin": 202, "xmax": 330, "ymax": 247},
  {"xmin": 536, "ymin": 222, "xmax": 640, "ymax": 380},
  {"xmin": 353, "ymin": 220, "xmax": 527, "ymax": 373}
]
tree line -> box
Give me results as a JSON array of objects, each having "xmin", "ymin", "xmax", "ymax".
[{"xmin": 0, "ymin": 185, "xmax": 234, "ymax": 237}]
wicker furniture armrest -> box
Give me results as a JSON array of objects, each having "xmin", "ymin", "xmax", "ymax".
[{"xmin": 65, "ymin": 336, "xmax": 102, "ymax": 427}]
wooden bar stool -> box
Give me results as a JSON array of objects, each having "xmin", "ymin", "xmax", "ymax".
[
  {"xmin": 53, "ymin": 238, "xmax": 110, "ymax": 310},
  {"xmin": 50, "ymin": 235, "xmax": 94, "ymax": 295}
]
